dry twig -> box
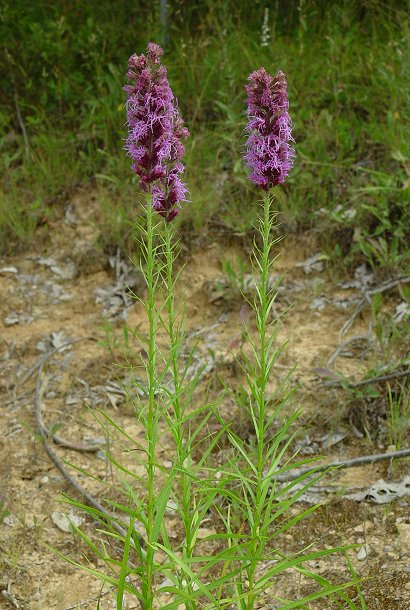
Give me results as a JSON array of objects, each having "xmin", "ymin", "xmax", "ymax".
[
  {"xmin": 327, "ymin": 333, "xmax": 371, "ymax": 369},
  {"xmin": 326, "ymin": 275, "xmax": 410, "ymax": 369},
  {"xmin": 323, "ymin": 362, "xmax": 410, "ymax": 388},
  {"xmin": 33, "ymin": 339, "xmax": 139, "ymax": 542},
  {"xmin": 24, "ymin": 338, "xmax": 103, "ymax": 452},
  {"xmin": 276, "ymin": 447, "xmax": 410, "ymax": 482},
  {"xmin": 339, "ymin": 274, "xmax": 410, "ymax": 340}
]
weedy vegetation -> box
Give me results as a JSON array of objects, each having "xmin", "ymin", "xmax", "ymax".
[
  {"xmin": 1, "ymin": 1, "xmax": 409, "ymax": 608},
  {"xmin": 1, "ymin": 0, "xmax": 409, "ymax": 268}
]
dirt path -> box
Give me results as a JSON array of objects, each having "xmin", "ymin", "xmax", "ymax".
[{"xmin": 1, "ymin": 192, "xmax": 409, "ymax": 609}]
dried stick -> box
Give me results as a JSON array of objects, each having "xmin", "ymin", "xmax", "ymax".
[
  {"xmin": 323, "ymin": 362, "xmax": 410, "ymax": 388},
  {"xmin": 22, "ymin": 338, "xmax": 103, "ymax": 452},
  {"xmin": 34, "ymin": 340, "xmax": 145, "ymax": 544},
  {"xmin": 326, "ymin": 275, "xmax": 410, "ymax": 369},
  {"xmin": 275, "ymin": 447, "xmax": 410, "ymax": 482},
  {"xmin": 14, "ymin": 337, "xmax": 94, "ymax": 392},
  {"xmin": 327, "ymin": 333, "xmax": 371, "ymax": 369},
  {"xmin": 339, "ymin": 275, "xmax": 410, "ymax": 340}
]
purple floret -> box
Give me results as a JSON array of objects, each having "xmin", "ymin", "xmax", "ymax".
[
  {"xmin": 124, "ymin": 43, "xmax": 189, "ymax": 221},
  {"xmin": 244, "ymin": 68, "xmax": 295, "ymax": 190}
]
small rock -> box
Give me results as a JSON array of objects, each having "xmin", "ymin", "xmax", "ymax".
[
  {"xmin": 310, "ymin": 297, "xmax": 328, "ymax": 311},
  {"xmin": 296, "ymin": 253, "xmax": 326, "ymax": 275},
  {"xmin": 165, "ymin": 500, "xmax": 178, "ymax": 516},
  {"xmin": 197, "ymin": 527, "xmax": 217, "ymax": 539},
  {"xmin": 321, "ymin": 431, "xmax": 347, "ymax": 449},
  {"xmin": 50, "ymin": 260, "xmax": 77, "ymax": 280},
  {"xmin": 3, "ymin": 515, "xmax": 17, "ymax": 527},
  {"xmin": 353, "ymin": 520, "xmax": 374, "ymax": 533},
  {"xmin": 1, "ymin": 588, "xmax": 20, "ymax": 608},
  {"xmin": 37, "ymin": 256, "xmax": 57, "ymax": 267},
  {"xmin": 394, "ymin": 301, "xmax": 410, "ymax": 323},
  {"xmin": 51, "ymin": 510, "xmax": 84, "ymax": 533},
  {"xmin": 96, "ymin": 450, "xmax": 107, "ymax": 461},
  {"xmin": 64, "ymin": 205, "xmax": 77, "ymax": 225},
  {"xmin": 357, "ymin": 545, "xmax": 368, "ymax": 561},
  {"xmin": 40, "ymin": 475, "xmax": 49, "ymax": 484},
  {"xmin": 383, "ymin": 545, "xmax": 393, "ymax": 553},
  {"xmin": 396, "ymin": 522, "xmax": 410, "ymax": 552},
  {"xmin": 4, "ymin": 313, "xmax": 20, "ymax": 326},
  {"xmin": 4, "ymin": 312, "xmax": 33, "ymax": 326}
]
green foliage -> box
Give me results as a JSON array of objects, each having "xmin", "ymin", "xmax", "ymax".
[
  {"xmin": 333, "ymin": 286, "xmax": 410, "ymax": 443},
  {"xmin": 387, "ymin": 383, "xmax": 410, "ymax": 449},
  {"xmin": 0, "ymin": 0, "xmax": 409, "ymax": 270},
  {"xmin": 54, "ymin": 194, "xmax": 367, "ymax": 608}
]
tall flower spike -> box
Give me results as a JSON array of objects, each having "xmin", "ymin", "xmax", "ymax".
[
  {"xmin": 244, "ymin": 68, "xmax": 295, "ymax": 190},
  {"xmin": 124, "ymin": 43, "xmax": 189, "ymax": 221}
]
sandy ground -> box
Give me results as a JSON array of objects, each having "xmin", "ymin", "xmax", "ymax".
[{"xmin": 1, "ymin": 191, "xmax": 409, "ymax": 609}]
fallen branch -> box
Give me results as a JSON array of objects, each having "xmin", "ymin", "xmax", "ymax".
[
  {"xmin": 34, "ymin": 339, "xmax": 142, "ymax": 543},
  {"xmin": 323, "ymin": 362, "xmax": 410, "ymax": 389},
  {"xmin": 326, "ymin": 275, "xmax": 410, "ymax": 369},
  {"xmin": 327, "ymin": 333, "xmax": 371, "ymax": 369},
  {"xmin": 25, "ymin": 338, "xmax": 103, "ymax": 453},
  {"xmin": 7, "ymin": 340, "xmax": 102, "ymax": 449},
  {"xmin": 339, "ymin": 275, "xmax": 410, "ymax": 341},
  {"xmin": 275, "ymin": 447, "xmax": 410, "ymax": 482},
  {"xmin": 13, "ymin": 336, "xmax": 95, "ymax": 393}
]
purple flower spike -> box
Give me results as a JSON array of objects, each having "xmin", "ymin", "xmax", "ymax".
[
  {"xmin": 245, "ymin": 68, "xmax": 295, "ymax": 190},
  {"xmin": 124, "ymin": 43, "xmax": 189, "ymax": 221}
]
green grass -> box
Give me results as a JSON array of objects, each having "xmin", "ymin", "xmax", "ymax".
[{"xmin": 0, "ymin": 0, "xmax": 409, "ymax": 269}]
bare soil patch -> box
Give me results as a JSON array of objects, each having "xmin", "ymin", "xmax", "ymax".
[{"xmin": 1, "ymin": 192, "xmax": 409, "ymax": 609}]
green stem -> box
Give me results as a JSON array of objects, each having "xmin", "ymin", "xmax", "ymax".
[
  {"xmin": 247, "ymin": 192, "xmax": 272, "ymax": 609},
  {"xmin": 144, "ymin": 199, "xmax": 157, "ymax": 609},
  {"xmin": 164, "ymin": 225, "xmax": 195, "ymax": 610},
  {"xmin": 257, "ymin": 193, "xmax": 271, "ymax": 476}
]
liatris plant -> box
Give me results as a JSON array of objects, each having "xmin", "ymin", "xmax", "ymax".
[
  {"xmin": 210, "ymin": 67, "xmax": 367, "ymax": 610},
  {"xmin": 118, "ymin": 43, "xmax": 203, "ymax": 608},
  {"xmin": 58, "ymin": 44, "xmax": 242, "ymax": 610},
  {"xmin": 57, "ymin": 54, "xmax": 366, "ymax": 610}
]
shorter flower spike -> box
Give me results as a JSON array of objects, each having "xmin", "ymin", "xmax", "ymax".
[
  {"xmin": 244, "ymin": 68, "xmax": 295, "ymax": 190},
  {"xmin": 124, "ymin": 43, "xmax": 189, "ymax": 221}
]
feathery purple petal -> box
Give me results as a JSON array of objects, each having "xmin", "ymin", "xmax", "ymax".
[
  {"xmin": 244, "ymin": 68, "xmax": 295, "ymax": 190},
  {"xmin": 124, "ymin": 43, "xmax": 189, "ymax": 221}
]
